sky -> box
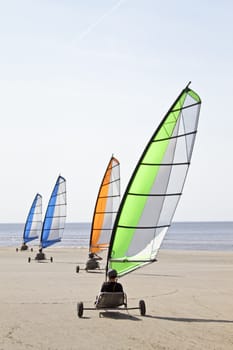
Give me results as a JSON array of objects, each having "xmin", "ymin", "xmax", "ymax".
[{"xmin": 0, "ymin": 0, "xmax": 232, "ymax": 223}]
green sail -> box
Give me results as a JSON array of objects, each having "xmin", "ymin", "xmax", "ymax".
[{"xmin": 107, "ymin": 83, "xmax": 201, "ymax": 276}]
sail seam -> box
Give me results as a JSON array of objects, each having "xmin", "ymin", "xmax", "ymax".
[
  {"xmin": 96, "ymin": 210, "xmax": 118, "ymax": 214},
  {"xmin": 111, "ymin": 162, "xmax": 120, "ymax": 169},
  {"xmin": 93, "ymin": 228, "xmax": 112, "ymax": 231},
  {"xmin": 102, "ymin": 178, "xmax": 120, "ymax": 187},
  {"xmin": 44, "ymin": 215, "xmax": 66, "ymax": 219},
  {"xmin": 141, "ymin": 162, "xmax": 190, "ymax": 166},
  {"xmin": 128, "ymin": 193, "xmax": 182, "ymax": 197},
  {"xmin": 110, "ymin": 259, "xmax": 157, "ymax": 263},
  {"xmin": 118, "ymin": 224, "xmax": 170, "ymax": 229},
  {"xmin": 51, "ymin": 190, "xmax": 66, "ymax": 196},
  {"xmin": 99, "ymin": 195, "xmax": 120, "ymax": 199},
  {"xmin": 152, "ymin": 131, "xmax": 197, "ymax": 143},
  {"xmin": 43, "ymin": 229, "xmax": 64, "ymax": 231},
  {"xmin": 171, "ymin": 101, "xmax": 200, "ymax": 112}
]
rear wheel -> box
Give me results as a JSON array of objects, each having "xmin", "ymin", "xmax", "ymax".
[
  {"xmin": 77, "ymin": 302, "xmax": 84, "ymax": 318},
  {"xmin": 28, "ymin": 257, "xmax": 31, "ymax": 263},
  {"xmin": 16, "ymin": 248, "xmax": 18, "ymax": 252},
  {"xmin": 50, "ymin": 257, "xmax": 53, "ymax": 263},
  {"xmin": 139, "ymin": 299, "xmax": 146, "ymax": 316},
  {"xmin": 76, "ymin": 265, "xmax": 80, "ymax": 273}
]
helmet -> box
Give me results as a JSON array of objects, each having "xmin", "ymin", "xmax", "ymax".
[{"xmin": 108, "ymin": 269, "xmax": 117, "ymax": 278}]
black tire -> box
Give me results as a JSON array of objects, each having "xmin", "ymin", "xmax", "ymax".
[
  {"xmin": 139, "ymin": 299, "xmax": 146, "ymax": 316},
  {"xmin": 50, "ymin": 257, "xmax": 53, "ymax": 263},
  {"xmin": 77, "ymin": 302, "xmax": 84, "ymax": 318},
  {"xmin": 16, "ymin": 248, "xmax": 18, "ymax": 252},
  {"xmin": 76, "ymin": 265, "xmax": 80, "ymax": 273},
  {"xmin": 28, "ymin": 257, "xmax": 31, "ymax": 263},
  {"xmin": 31, "ymin": 248, "xmax": 33, "ymax": 252}
]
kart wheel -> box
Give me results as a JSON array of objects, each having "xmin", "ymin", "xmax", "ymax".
[
  {"xmin": 50, "ymin": 257, "xmax": 53, "ymax": 263},
  {"xmin": 76, "ymin": 265, "xmax": 80, "ymax": 273},
  {"xmin": 28, "ymin": 257, "xmax": 31, "ymax": 263},
  {"xmin": 139, "ymin": 299, "xmax": 146, "ymax": 316},
  {"xmin": 77, "ymin": 302, "xmax": 84, "ymax": 318}
]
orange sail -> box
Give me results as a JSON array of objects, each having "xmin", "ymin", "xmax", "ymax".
[{"xmin": 89, "ymin": 156, "xmax": 120, "ymax": 253}]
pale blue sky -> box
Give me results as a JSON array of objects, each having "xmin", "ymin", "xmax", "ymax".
[{"xmin": 0, "ymin": 0, "xmax": 232, "ymax": 222}]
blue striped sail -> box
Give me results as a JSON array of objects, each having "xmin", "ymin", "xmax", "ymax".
[
  {"xmin": 40, "ymin": 176, "xmax": 66, "ymax": 248},
  {"xmin": 23, "ymin": 193, "xmax": 42, "ymax": 244}
]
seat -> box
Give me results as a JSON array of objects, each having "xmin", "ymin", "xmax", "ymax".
[
  {"xmin": 95, "ymin": 292, "xmax": 127, "ymax": 309},
  {"xmin": 86, "ymin": 259, "xmax": 100, "ymax": 270}
]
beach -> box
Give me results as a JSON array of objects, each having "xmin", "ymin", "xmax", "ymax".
[{"xmin": 0, "ymin": 247, "xmax": 232, "ymax": 350}]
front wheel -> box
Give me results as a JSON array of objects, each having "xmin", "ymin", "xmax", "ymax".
[
  {"xmin": 28, "ymin": 257, "xmax": 31, "ymax": 263},
  {"xmin": 77, "ymin": 302, "xmax": 84, "ymax": 318},
  {"xmin": 50, "ymin": 257, "xmax": 53, "ymax": 263},
  {"xmin": 139, "ymin": 299, "xmax": 146, "ymax": 316},
  {"xmin": 76, "ymin": 266, "xmax": 80, "ymax": 273}
]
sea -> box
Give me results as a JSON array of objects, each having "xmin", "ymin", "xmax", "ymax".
[{"xmin": 0, "ymin": 221, "xmax": 233, "ymax": 251}]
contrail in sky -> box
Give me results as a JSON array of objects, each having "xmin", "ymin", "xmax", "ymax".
[{"xmin": 77, "ymin": 0, "xmax": 127, "ymax": 41}]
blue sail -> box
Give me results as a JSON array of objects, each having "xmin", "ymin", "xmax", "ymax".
[
  {"xmin": 40, "ymin": 175, "xmax": 67, "ymax": 249},
  {"xmin": 23, "ymin": 193, "xmax": 42, "ymax": 243}
]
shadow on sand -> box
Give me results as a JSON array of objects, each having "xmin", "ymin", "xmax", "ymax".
[
  {"xmin": 134, "ymin": 272, "xmax": 182, "ymax": 278},
  {"xmin": 145, "ymin": 315, "xmax": 233, "ymax": 324},
  {"xmin": 98, "ymin": 311, "xmax": 141, "ymax": 320}
]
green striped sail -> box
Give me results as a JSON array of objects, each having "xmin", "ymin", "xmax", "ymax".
[{"xmin": 107, "ymin": 83, "xmax": 201, "ymax": 276}]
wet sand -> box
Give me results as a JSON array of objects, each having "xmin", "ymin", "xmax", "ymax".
[{"xmin": 0, "ymin": 247, "xmax": 232, "ymax": 350}]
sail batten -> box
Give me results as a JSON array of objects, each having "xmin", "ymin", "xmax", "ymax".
[
  {"xmin": 172, "ymin": 102, "xmax": 200, "ymax": 112},
  {"xmin": 118, "ymin": 224, "xmax": 170, "ymax": 229},
  {"xmin": 110, "ymin": 259, "xmax": 157, "ymax": 263},
  {"xmin": 153, "ymin": 131, "xmax": 197, "ymax": 143},
  {"xmin": 128, "ymin": 193, "xmax": 182, "ymax": 197},
  {"xmin": 98, "ymin": 195, "xmax": 120, "ymax": 199},
  {"xmin": 107, "ymin": 84, "xmax": 201, "ymax": 277},
  {"xmin": 140, "ymin": 162, "xmax": 190, "ymax": 166},
  {"xmin": 95, "ymin": 210, "xmax": 119, "ymax": 214}
]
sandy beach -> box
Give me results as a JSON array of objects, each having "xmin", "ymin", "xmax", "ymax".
[{"xmin": 0, "ymin": 247, "xmax": 232, "ymax": 350}]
